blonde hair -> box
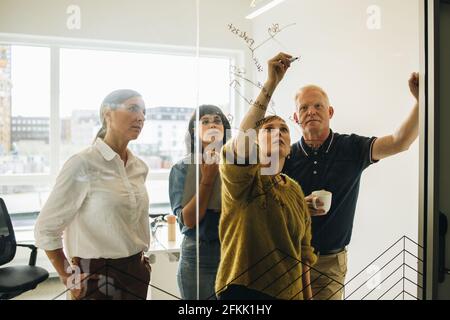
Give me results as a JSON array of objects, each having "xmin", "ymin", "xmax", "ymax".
[{"xmin": 295, "ymin": 85, "xmax": 330, "ymax": 109}]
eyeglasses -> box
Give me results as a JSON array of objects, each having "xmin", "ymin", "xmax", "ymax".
[
  {"xmin": 110, "ymin": 104, "xmax": 146, "ymax": 118},
  {"xmin": 199, "ymin": 117, "xmax": 223, "ymax": 126},
  {"xmin": 125, "ymin": 104, "xmax": 146, "ymax": 115}
]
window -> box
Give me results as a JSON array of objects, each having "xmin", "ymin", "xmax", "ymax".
[
  {"xmin": 60, "ymin": 48, "xmax": 231, "ymax": 171},
  {"xmin": 0, "ymin": 41, "xmax": 236, "ymax": 235},
  {"xmin": 0, "ymin": 45, "xmax": 51, "ymax": 175}
]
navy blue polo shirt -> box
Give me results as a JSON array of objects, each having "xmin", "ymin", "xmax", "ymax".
[{"xmin": 283, "ymin": 130, "xmax": 378, "ymax": 252}]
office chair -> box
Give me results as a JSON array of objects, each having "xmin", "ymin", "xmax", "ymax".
[{"xmin": 0, "ymin": 198, "xmax": 49, "ymax": 299}]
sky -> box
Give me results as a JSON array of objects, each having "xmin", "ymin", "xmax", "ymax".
[{"xmin": 10, "ymin": 45, "xmax": 231, "ymax": 118}]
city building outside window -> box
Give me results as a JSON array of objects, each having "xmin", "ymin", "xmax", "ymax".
[{"xmin": 0, "ymin": 43, "xmax": 235, "ymax": 241}]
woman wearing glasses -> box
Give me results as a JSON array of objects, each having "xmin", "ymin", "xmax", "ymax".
[
  {"xmin": 34, "ymin": 89, "xmax": 151, "ymax": 300},
  {"xmin": 169, "ymin": 105, "xmax": 231, "ymax": 300}
]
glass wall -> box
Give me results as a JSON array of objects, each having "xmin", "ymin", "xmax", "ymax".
[
  {"xmin": 197, "ymin": 0, "xmax": 420, "ymax": 300},
  {"xmin": 0, "ymin": 0, "xmax": 421, "ymax": 300}
]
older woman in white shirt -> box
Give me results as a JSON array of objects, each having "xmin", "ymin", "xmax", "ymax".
[{"xmin": 34, "ymin": 89, "xmax": 151, "ymax": 300}]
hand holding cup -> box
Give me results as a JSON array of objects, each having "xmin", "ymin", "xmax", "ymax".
[{"xmin": 305, "ymin": 190, "xmax": 332, "ymax": 216}]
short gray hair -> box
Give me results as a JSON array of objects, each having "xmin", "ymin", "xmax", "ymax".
[{"xmin": 295, "ymin": 85, "xmax": 330, "ymax": 109}]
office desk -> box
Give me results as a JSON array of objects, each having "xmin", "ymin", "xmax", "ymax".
[
  {"xmin": 147, "ymin": 223, "xmax": 182, "ymax": 255},
  {"xmin": 145, "ymin": 223, "xmax": 182, "ymax": 300}
]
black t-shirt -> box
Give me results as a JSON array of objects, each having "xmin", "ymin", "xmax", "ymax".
[{"xmin": 283, "ymin": 130, "xmax": 378, "ymax": 252}]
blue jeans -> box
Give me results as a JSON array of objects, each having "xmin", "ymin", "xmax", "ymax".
[{"xmin": 177, "ymin": 236, "xmax": 220, "ymax": 300}]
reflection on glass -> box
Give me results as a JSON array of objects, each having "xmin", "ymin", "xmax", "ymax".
[
  {"xmin": 200, "ymin": 0, "xmax": 420, "ymax": 300},
  {"xmin": 60, "ymin": 48, "xmax": 231, "ymax": 170}
]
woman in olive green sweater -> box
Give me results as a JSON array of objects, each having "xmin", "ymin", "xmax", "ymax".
[{"xmin": 216, "ymin": 52, "xmax": 317, "ymax": 300}]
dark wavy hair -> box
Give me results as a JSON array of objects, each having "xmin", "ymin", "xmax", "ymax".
[{"xmin": 186, "ymin": 105, "xmax": 232, "ymax": 154}]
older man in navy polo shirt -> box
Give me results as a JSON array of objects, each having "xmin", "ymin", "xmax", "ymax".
[{"xmin": 283, "ymin": 73, "xmax": 419, "ymax": 300}]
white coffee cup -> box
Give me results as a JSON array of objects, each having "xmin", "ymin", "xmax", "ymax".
[{"xmin": 312, "ymin": 190, "xmax": 333, "ymax": 214}]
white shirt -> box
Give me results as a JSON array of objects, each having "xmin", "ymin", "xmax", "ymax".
[{"xmin": 34, "ymin": 139, "xmax": 150, "ymax": 259}]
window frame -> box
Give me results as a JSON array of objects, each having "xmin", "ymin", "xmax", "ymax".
[{"xmin": 0, "ymin": 32, "xmax": 245, "ymax": 188}]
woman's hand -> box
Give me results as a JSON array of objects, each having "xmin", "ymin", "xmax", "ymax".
[
  {"xmin": 62, "ymin": 270, "xmax": 95, "ymax": 300},
  {"xmin": 408, "ymin": 72, "xmax": 419, "ymax": 101},
  {"xmin": 45, "ymin": 249, "xmax": 95, "ymax": 300},
  {"xmin": 201, "ymin": 163, "xmax": 219, "ymax": 185},
  {"xmin": 267, "ymin": 52, "xmax": 293, "ymax": 87},
  {"xmin": 201, "ymin": 150, "xmax": 219, "ymax": 185},
  {"xmin": 182, "ymin": 151, "xmax": 220, "ymax": 228}
]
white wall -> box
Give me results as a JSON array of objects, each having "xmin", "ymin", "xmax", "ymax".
[
  {"xmin": 0, "ymin": 0, "xmax": 253, "ymax": 123},
  {"xmin": 0, "ymin": 0, "xmax": 251, "ymax": 49},
  {"xmin": 248, "ymin": 0, "xmax": 420, "ymax": 290}
]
